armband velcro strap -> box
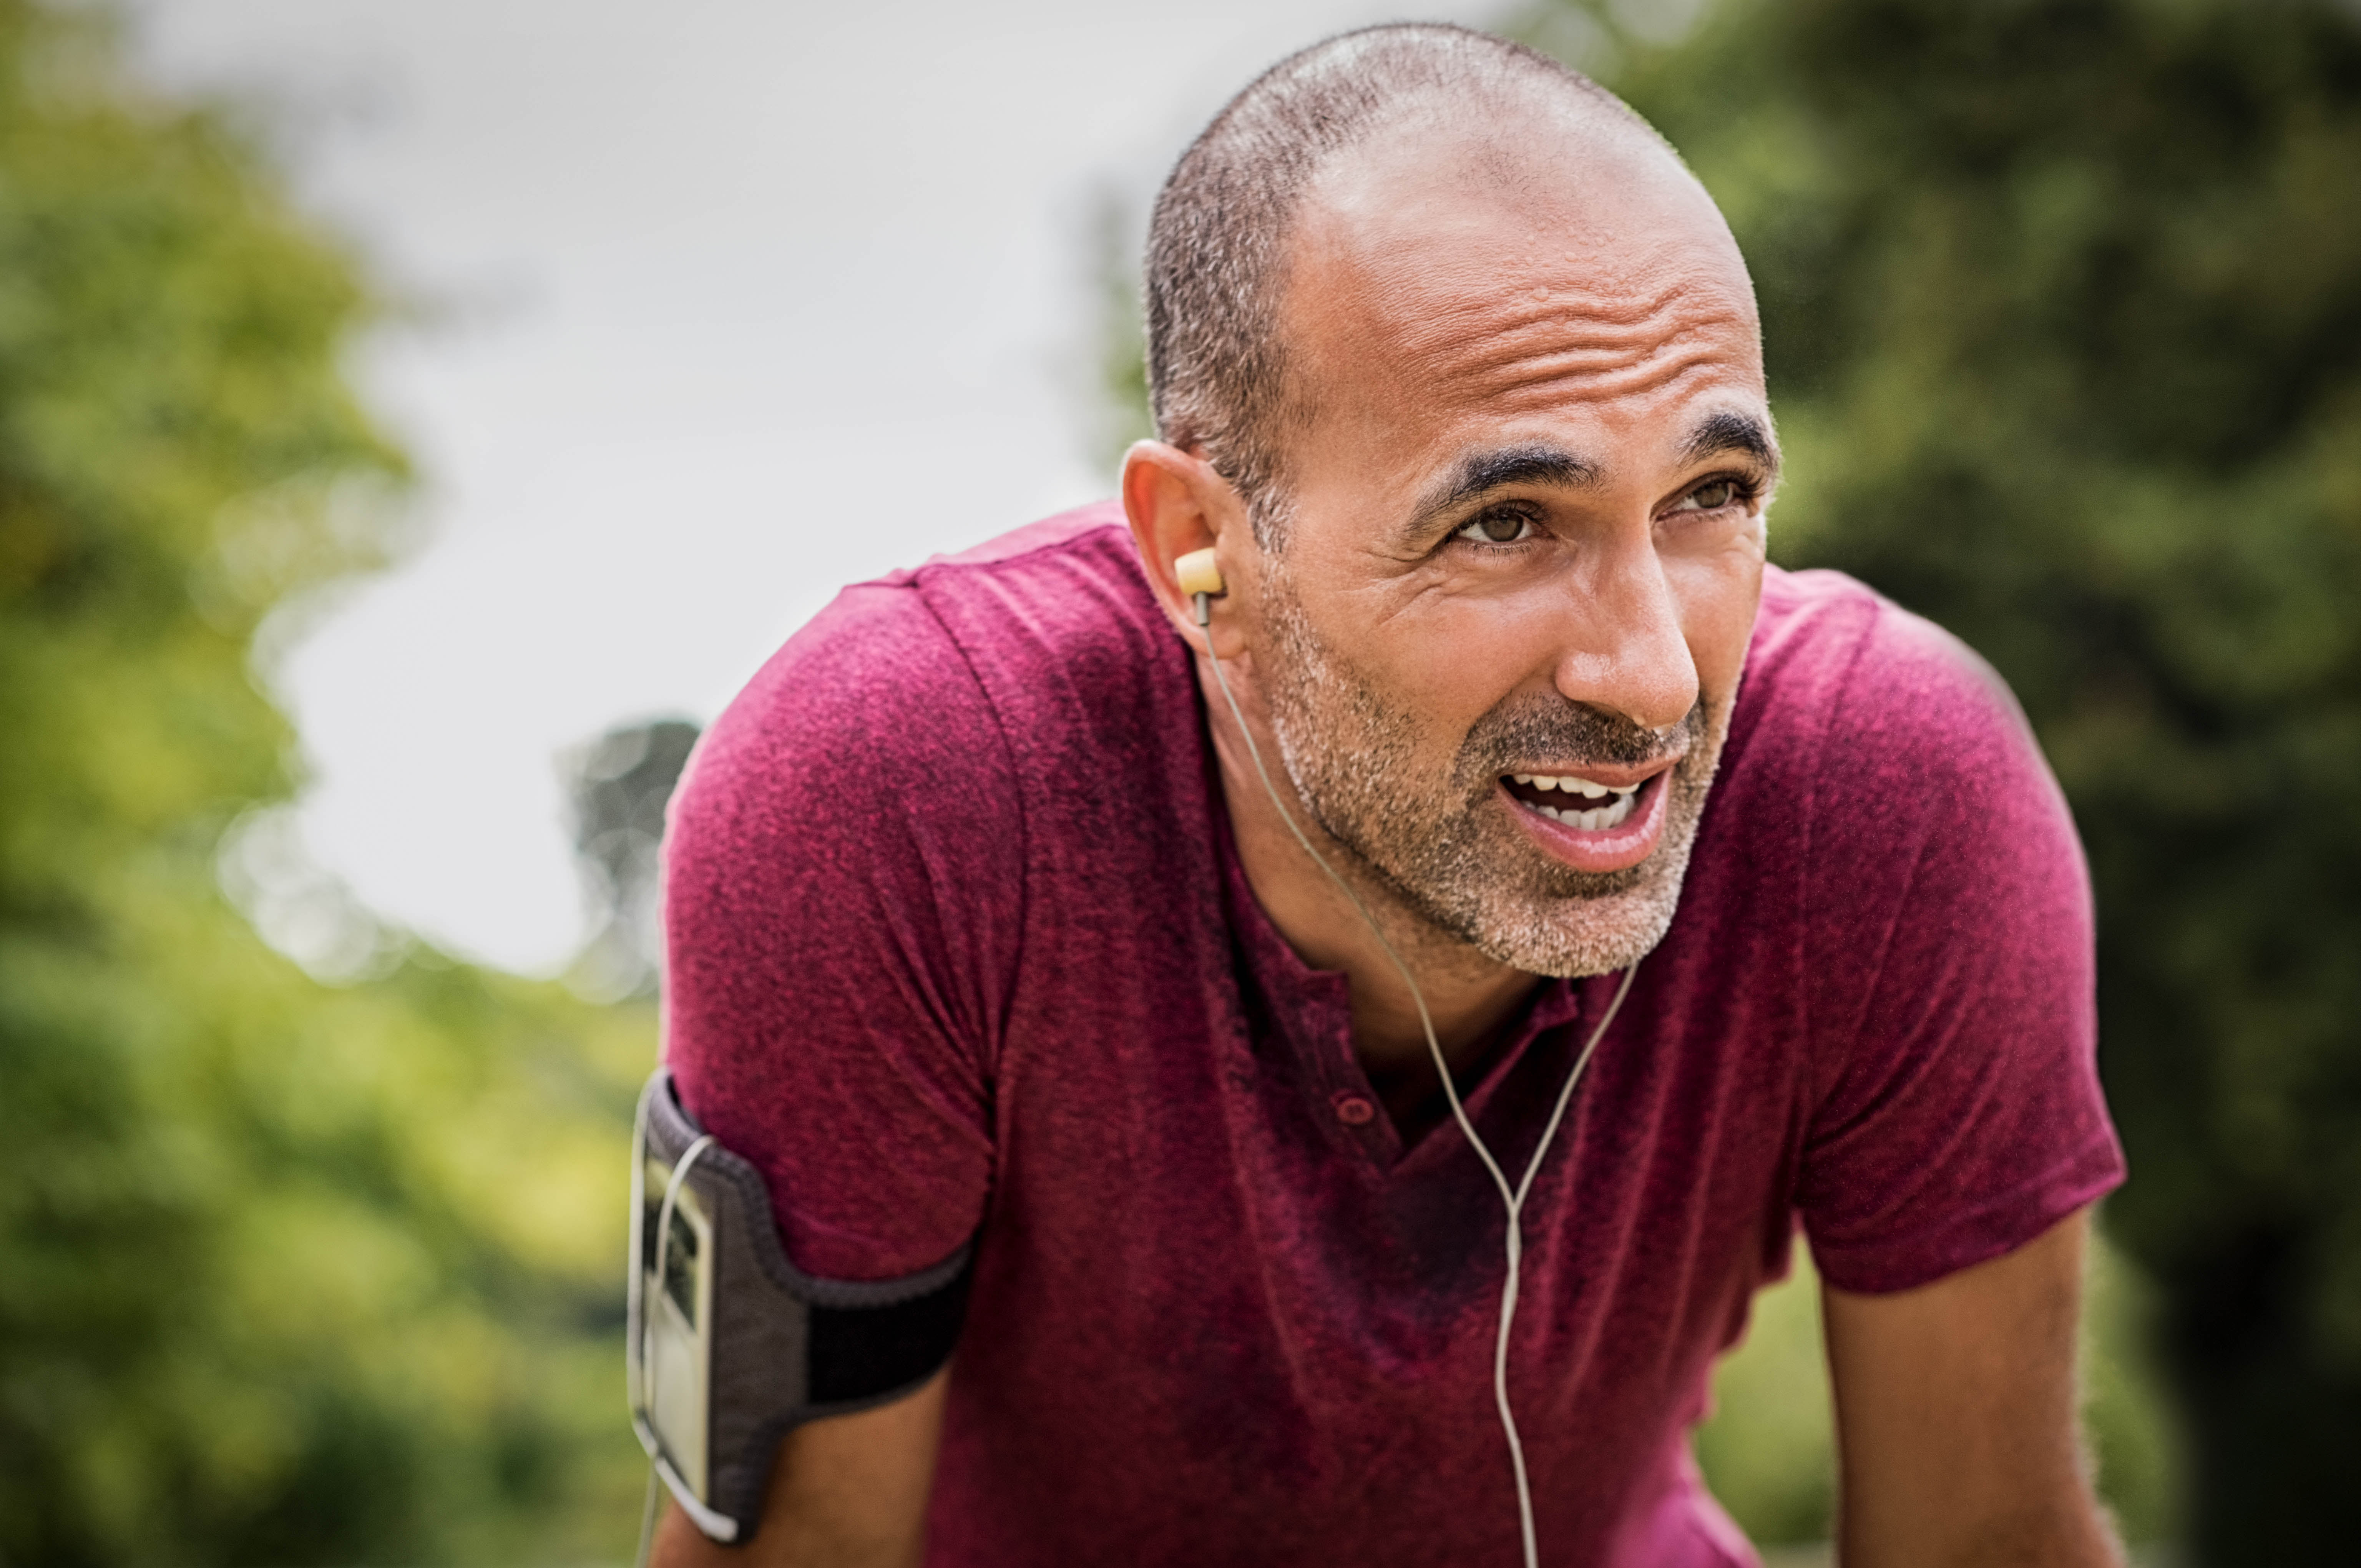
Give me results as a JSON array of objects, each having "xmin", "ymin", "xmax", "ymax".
[{"xmin": 627, "ymin": 1068, "xmax": 973, "ymax": 1543}]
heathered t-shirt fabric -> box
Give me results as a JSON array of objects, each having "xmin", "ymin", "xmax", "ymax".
[{"xmin": 662, "ymin": 503, "xmax": 2125, "ymax": 1568}]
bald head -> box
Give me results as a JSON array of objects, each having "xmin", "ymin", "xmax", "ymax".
[{"xmin": 1144, "ymin": 24, "xmax": 1718, "ymax": 541}]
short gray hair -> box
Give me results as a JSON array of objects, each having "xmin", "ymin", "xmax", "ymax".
[{"xmin": 1143, "ymin": 24, "xmax": 1645, "ymax": 542}]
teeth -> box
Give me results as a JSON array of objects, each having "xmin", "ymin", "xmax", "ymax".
[
  {"xmin": 1508, "ymin": 771, "xmax": 1649, "ymax": 829},
  {"xmin": 1529, "ymin": 789, "xmax": 1638, "ymax": 831},
  {"xmin": 1515, "ymin": 774, "xmax": 1639, "ymax": 797}
]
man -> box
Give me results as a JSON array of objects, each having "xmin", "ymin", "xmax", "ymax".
[{"xmin": 656, "ymin": 24, "xmax": 2126, "ymax": 1567}]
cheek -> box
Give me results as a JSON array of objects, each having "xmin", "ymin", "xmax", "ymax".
[
  {"xmin": 1665, "ymin": 540, "xmax": 1763, "ymax": 701},
  {"xmin": 1365, "ymin": 590, "xmax": 1571, "ymax": 732}
]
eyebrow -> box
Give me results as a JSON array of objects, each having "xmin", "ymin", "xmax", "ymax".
[
  {"xmin": 1396, "ymin": 413, "xmax": 1782, "ymax": 548},
  {"xmin": 1400, "ymin": 441, "xmax": 1602, "ymax": 542},
  {"xmin": 1678, "ymin": 410, "xmax": 1781, "ymax": 478}
]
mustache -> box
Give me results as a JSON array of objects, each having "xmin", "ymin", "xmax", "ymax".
[{"xmin": 1457, "ymin": 694, "xmax": 1703, "ymax": 778}]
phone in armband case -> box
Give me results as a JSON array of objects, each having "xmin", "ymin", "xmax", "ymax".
[
  {"xmin": 625, "ymin": 1068, "xmax": 976, "ymax": 1559},
  {"xmin": 634, "ymin": 1145, "xmax": 715, "ymax": 1505}
]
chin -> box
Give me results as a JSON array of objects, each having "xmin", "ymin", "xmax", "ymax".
[{"xmin": 1467, "ymin": 849, "xmax": 1694, "ymax": 978}]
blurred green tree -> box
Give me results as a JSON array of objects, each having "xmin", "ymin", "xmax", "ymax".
[
  {"xmin": 0, "ymin": 3, "xmax": 646, "ymax": 1562},
  {"xmin": 1509, "ymin": 0, "xmax": 2359, "ymax": 1558}
]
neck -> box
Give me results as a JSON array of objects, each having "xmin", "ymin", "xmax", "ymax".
[{"xmin": 1196, "ymin": 651, "xmax": 1539, "ymax": 1084}]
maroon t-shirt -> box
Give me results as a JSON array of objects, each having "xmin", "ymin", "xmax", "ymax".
[{"xmin": 663, "ymin": 503, "xmax": 2124, "ymax": 1567}]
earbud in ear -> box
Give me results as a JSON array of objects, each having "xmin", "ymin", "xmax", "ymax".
[
  {"xmin": 1174, "ymin": 548, "xmax": 1225, "ymax": 598},
  {"xmin": 1175, "ymin": 548, "xmax": 1225, "ymax": 630}
]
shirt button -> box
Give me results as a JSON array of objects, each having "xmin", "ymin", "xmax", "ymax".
[{"xmin": 1332, "ymin": 1093, "xmax": 1377, "ymax": 1126}]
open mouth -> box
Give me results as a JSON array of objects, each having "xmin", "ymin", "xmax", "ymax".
[{"xmin": 1501, "ymin": 770, "xmax": 1645, "ymax": 831}]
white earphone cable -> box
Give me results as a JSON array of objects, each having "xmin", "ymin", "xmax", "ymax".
[{"xmin": 1195, "ymin": 592, "xmax": 1637, "ymax": 1568}]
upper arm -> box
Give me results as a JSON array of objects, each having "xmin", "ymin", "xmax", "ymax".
[
  {"xmin": 1821, "ymin": 1209, "xmax": 2120, "ymax": 1568},
  {"xmin": 651, "ymin": 1370, "xmax": 950, "ymax": 1568},
  {"xmin": 664, "ymin": 583, "xmax": 1018, "ymax": 1277},
  {"xmin": 656, "ymin": 589, "xmax": 1016, "ymax": 1555}
]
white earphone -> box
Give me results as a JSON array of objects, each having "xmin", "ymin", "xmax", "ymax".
[{"xmin": 1177, "ymin": 545, "xmax": 1637, "ymax": 1568}]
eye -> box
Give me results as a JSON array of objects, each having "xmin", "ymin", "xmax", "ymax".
[
  {"xmin": 1673, "ymin": 477, "xmax": 1750, "ymax": 512},
  {"xmin": 1454, "ymin": 507, "xmax": 1538, "ymax": 545}
]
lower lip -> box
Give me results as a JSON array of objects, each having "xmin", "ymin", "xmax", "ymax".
[{"xmin": 1501, "ymin": 771, "xmax": 1672, "ymax": 874}]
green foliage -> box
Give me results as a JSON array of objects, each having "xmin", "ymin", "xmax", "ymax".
[
  {"xmin": 1694, "ymin": 1232, "xmax": 2182, "ymax": 1549},
  {"xmin": 1689, "ymin": 1249, "xmax": 1833, "ymax": 1546},
  {"xmin": 1523, "ymin": 0, "xmax": 2361, "ymax": 1557},
  {"xmin": 2080, "ymin": 1231, "xmax": 2185, "ymax": 1546},
  {"xmin": 0, "ymin": 4, "xmax": 645, "ymax": 1561}
]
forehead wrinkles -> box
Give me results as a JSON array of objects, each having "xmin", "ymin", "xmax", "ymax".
[{"xmin": 1370, "ymin": 261, "xmax": 1758, "ymax": 410}]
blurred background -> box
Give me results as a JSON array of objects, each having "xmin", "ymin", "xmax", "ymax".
[{"xmin": 3, "ymin": 0, "xmax": 2354, "ymax": 1561}]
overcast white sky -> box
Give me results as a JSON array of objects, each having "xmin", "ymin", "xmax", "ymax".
[{"xmin": 130, "ymin": 0, "xmax": 1518, "ymax": 976}]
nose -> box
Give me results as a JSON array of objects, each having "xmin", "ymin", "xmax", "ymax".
[{"xmin": 1549, "ymin": 538, "xmax": 1699, "ymax": 735}]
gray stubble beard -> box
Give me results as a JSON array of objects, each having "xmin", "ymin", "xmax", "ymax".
[{"xmin": 1255, "ymin": 563, "xmax": 1733, "ymax": 979}]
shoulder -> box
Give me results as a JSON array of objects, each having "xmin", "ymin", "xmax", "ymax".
[
  {"xmin": 902, "ymin": 501, "xmax": 1182, "ymax": 724},
  {"xmin": 1737, "ymin": 568, "xmax": 2091, "ymax": 1073},
  {"xmin": 1740, "ymin": 566, "xmax": 2058, "ymax": 832},
  {"xmin": 1745, "ymin": 566, "xmax": 2016, "ymax": 740},
  {"xmin": 1710, "ymin": 567, "xmax": 2090, "ymax": 1052},
  {"xmin": 667, "ymin": 572, "xmax": 983, "ymax": 869},
  {"xmin": 673, "ymin": 502, "xmax": 1150, "ymax": 838}
]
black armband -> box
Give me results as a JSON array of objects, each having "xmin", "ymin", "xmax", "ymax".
[{"xmin": 627, "ymin": 1068, "xmax": 973, "ymax": 1542}]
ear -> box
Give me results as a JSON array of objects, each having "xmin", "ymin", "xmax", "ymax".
[{"xmin": 1121, "ymin": 439, "xmax": 1252, "ymax": 657}]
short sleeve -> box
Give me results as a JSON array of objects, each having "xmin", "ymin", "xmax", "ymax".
[
  {"xmin": 1795, "ymin": 602, "xmax": 2125, "ymax": 1294},
  {"xmin": 661, "ymin": 581, "xmax": 1021, "ymax": 1281}
]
